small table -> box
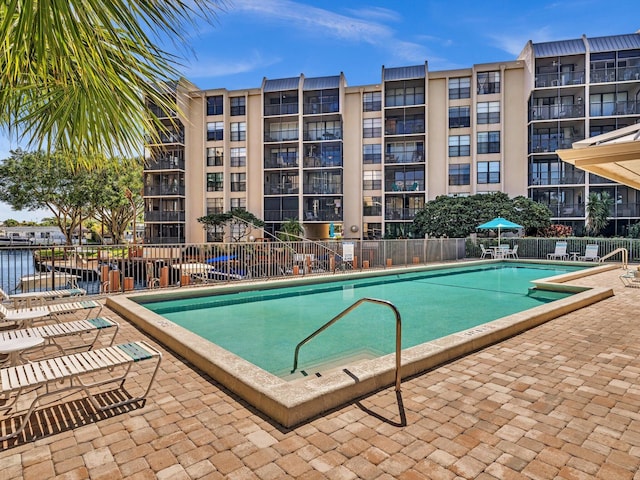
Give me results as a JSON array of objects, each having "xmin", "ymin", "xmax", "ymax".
[
  {"xmin": 0, "ymin": 336, "xmax": 44, "ymax": 366},
  {"xmin": 569, "ymin": 252, "xmax": 580, "ymax": 261}
]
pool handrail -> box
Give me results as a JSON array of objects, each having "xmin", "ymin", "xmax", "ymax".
[{"xmin": 291, "ymin": 297, "xmax": 402, "ymax": 392}]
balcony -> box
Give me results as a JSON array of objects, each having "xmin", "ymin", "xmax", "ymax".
[
  {"xmin": 530, "ymin": 104, "xmax": 585, "ymax": 121},
  {"xmin": 590, "ymin": 100, "xmax": 640, "ymax": 117},
  {"xmin": 144, "ymin": 185, "xmax": 185, "ymax": 196},
  {"xmin": 384, "ymin": 151, "xmax": 424, "ymax": 164},
  {"xmin": 145, "ymin": 211, "xmax": 186, "ymax": 222},
  {"xmin": 385, "ymin": 207, "xmax": 421, "ymax": 221},
  {"xmin": 303, "ymin": 130, "xmax": 342, "ymax": 141},
  {"xmin": 535, "ymin": 70, "xmax": 585, "ymax": 87},
  {"xmin": 264, "ymin": 209, "xmax": 299, "ymax": 222},
  {"xmin": 303, "ymin": 101, "xmax": 339, "ymax": 115},
  {"xmin": 145, "ymin": 157, "xmax": 185, "ymax": 170}
]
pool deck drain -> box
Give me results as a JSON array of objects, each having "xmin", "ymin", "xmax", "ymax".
[{"xmin": 106, "ymin": 261, "xmax": 616, "ymax": 427}]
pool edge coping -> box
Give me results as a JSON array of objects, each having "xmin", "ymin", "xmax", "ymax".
[{"xmin": 106, "ymin": 260, "xmax": 618, "ymax": 427}]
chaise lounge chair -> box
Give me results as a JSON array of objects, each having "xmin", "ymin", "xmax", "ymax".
[
  {"xmin": 0, "ymin": 317, "xmax": 119, "ymax": 366},
  {"xmin": 0, "ymin": 341, "xmax": 161, "ymax": 441},
  {"xmin": 0, "ymin": 299, "xmax": 102, "ymax": 328},
  {"xmin": 579, "ymin": 244, "xmax": 600, "ymax": 261},
  {"xmin": 0, "ymin": 286, "xmax": 86, "ymax": 308},
  {"xmin": 547, "ymin": 241, "xmax": 569, "ymax": 260}
]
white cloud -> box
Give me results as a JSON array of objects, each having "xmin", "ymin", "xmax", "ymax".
[
  {"xmin": 183, "ymin": 51, "xmax": 282, "ymax": 79},
  {"xmin": 487, "ymin": 26, "xmax": 554, "ymax": 56}
]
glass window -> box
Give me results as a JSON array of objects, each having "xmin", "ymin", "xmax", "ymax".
[
  {"xmin": 363, "ymin": 118, "xmax": 381, "ymax": 138},
  {"xmin": 207, "ymin": 121, "xmax": 224, "ymax": 141},
  {"xmin": 477, "ymin": 102, "xmax": 500, "ymax": 124},
  {"xmin": 230, "ymin": 173, "xmax": 246, "ymax": 192},
  {"xmin": 448, "ymin": 135, "xmax": 470, "ymax": 157},
  {"xmin": 477, "ymin": 131, "xmax": 500, "ymax": 154},
  {"xmin": 449, "ymin": 164, "xmax": 470, "ymax": 186},
  {"xmin": 363, "ymin": 196, "xmax": 382, "ymax": 216},
  {"xmin": 230, "ymin": 147, "xmax": 246, "ymax": 167},
  {"xmin": 230, "ymin": 97, "xmax": 246, "ymax": 116},
  {"xmin": 448, "ymin": 77, "xmax": 471, "ymax": 99},
  {"xmin": 230, "ymin": 122, "xmax": 246, "ymax": 141},
  {"xmin": 363, "ymin": 92, "xmax": 382, "ymax": 111},
  {"xmin": 363, "ymin": 144, "xmax": 382, "ymax": 164},
  {"xmin": 230, "ymin": 198, "xmax": 246, "ymax": 211},
  {"xmin": 206, "ymin": 95, "xmax": 224, "ymax": 116},
  {"xmin": 206, "ymin": 172, "xmax": 223, "ymax": 192},
  {"xmin": 478, "ymin": 161, "xmax": 500, "ymax": 184},
  {"xmin": 363, "ymin": 171, "xmax": 382, "ymax": 190},
  {"xmin": 206, "ymin": 198, "xmax": 224, "ymax": 215},
  {"xmin": 207, "ymin": 147, "xmax": 223, "ymax": 166},
  {"xmin": 449, "ymin": 106, "xmax": 470, "ymax": 128},
  {"xmin": 477, "ymin": 71, "xmax": 500, "ymax": 94}
]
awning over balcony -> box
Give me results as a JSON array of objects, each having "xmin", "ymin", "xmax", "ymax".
[{"xmin": 556, "ymin": 123, "xmax": 640, "ymax": 190}]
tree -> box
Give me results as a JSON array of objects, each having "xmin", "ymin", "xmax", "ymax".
[
  {"xmin": 278, "ymin": 219, "xmax": 305, "ymax": 241},
  {"xmin": 411, "ymin": 192, "xmax": 552, "ymax": 238},
  {"xmin": 3, "ymin": 219, "xmax": 19, "ymax": 227},
  {"xmin": 585, "ymin": 192, "xmax": 612, "ymax": 236},
  {"xmin": 91, "ymin": 159, "xmax": 144, "ymax": 244},
  {"xmin": 197, "ymin": 210, "xmax": 265, "ymax": 243},
  {"xmin": 0, "ymin": 1, "xmax": 223, "ymax": 162}
]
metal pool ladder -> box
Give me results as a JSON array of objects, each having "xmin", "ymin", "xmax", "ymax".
[{"xmin": 291, "ymin": 297, "xmax": 403, "ymax": 392}]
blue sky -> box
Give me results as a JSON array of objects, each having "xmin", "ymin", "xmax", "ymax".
[{"xmin": 1, "ymin": 0, "xmax": 639, "ymax": 222}]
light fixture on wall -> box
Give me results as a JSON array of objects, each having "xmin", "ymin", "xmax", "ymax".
[{"xmin": 350, "ymin": 225, "xmax": 359, "ymax": 233}]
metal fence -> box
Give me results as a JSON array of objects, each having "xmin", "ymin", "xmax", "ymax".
[{"xmin": 0, "ymin": 238, "xmax": 466, "ymax": 295}]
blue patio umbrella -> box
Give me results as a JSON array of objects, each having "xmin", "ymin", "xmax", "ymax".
[
  {"xmin": 477, "ymin": 217, "xmax": 522, "ymax": 245},
  {"xmin": 206, "ymin": 254, "xmax": 236, "ymax": 264}
]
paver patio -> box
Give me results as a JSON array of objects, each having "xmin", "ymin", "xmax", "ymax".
[{"xmin": 1, "ymin": 266, "xmax": 639, "ymax": 479}]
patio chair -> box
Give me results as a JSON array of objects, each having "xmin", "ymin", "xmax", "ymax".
[
  {"xmin": 479, "ymin": 244, "xmax": 493, "ymax": 259},
  {"xmin": 506, "ymin": 244, "xmax": 519, "ymax": 259},
  {"xmin": 0, "ymin": 317, "xmax": 119, "ymax": 366},
  {"xmin": 0, "ymin": 298, "xmax": 102, "ymax": 328},
  {"xmin": 547, "ymin": 241, "xmax": 569, "ymax": 260},
  {"xmin": 0, "ymin": 286, "xmax": 86, "ymax": 309},
  {"xmin": 0, "ymin": 341, "xmax": 161, "ymax": 441},
  {"xmin": 579, "ymin": 244, "xmax": 600, "ymax": 262}
]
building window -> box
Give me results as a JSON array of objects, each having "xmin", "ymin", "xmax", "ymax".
[
  {"xmin": 477, "ymin": 71, "xmax": 500, "ymax": 94},
  {"xmin": 231, "ymin": 173, "xmax": 246, "ymax": 192},
  {"xmin": 207, "ymin": 198, "xmax": 224, "ymax": 215},
  {"xmin": 230, "ymin": 198, "xmax": 246, "ymax": 211},
  {"xmin": 477, "ymin": 101, "xmax": 500, "ymax": 124},
  {"xmin": 230, "ymin": 147, "xmax": 246, "ymax": 167},
  {"xmin": 230, "ymin": 97, "xmax": 246, "ymax": 116},
  {"xmin": 448, "ymin": 164, "xmax": 470, "ymax": 186},
  {"xmin": 363, "ymin": 196, "xmax": 382, "ymax": 216},
  {"xmin": 364, "ymin": 222, "xmax": 382, "ymax": 239},
  {"xmin": 478, "ymin": 161, "xmax": 500, "ymax": 184},
  {"xmin": 206, "ymin": 172, "xmax": 223, "ymax": 192},
  {"xmin": 363, "ymin": 144, "xmax": 382, "ymax": 164},
  {"xmin": 207, "ymin": 147, "xmax": 223, "ymax": 166},
  {"xmin": 207, "ymin": 121, "xmax": 224, "ymax": 141},
  {"xmin": 363, "ymin": 92, "xmax": 382, "ymax": 112},
  {"xmin": 448, "ymin": 77, "xmax": 471, "ymax": 99},
  {"xmin": 448, "ymin": 135, "xmax": 470, "ymax": 157},
  {"xmin": 477, "ymin": 131, "xmax": 500, "ymax": 154},
  {"xmin": 449, "ymin": 106, "xmax": 470, "ymax": 128},
  {"xmin": 363, "ymin": 118, "xmax": 382, "ymax": 138},
  {"xmin": 230, "ymin": 122, "xmax": 246, "ymax": 141},
  {"xmin": 385, "ymin": 85, "xmax": 425, "ymax": 107},
  {"xmin": 363, "ymin": 171, "xmax": 382, "ymax": 190},
  {"xmin": 206, "ymin": 95, "xmax": 224, "ymax": 116}
]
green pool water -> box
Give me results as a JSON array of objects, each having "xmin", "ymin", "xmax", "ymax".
[{"xmin": 141, "ymin": 263, "xmax": 586, "ymax": 377}]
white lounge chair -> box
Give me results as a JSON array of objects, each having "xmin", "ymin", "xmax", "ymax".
[
  {"xmin": 506, "ymin": 244, "xmax": 519, "ymax": 259},
  {"xmin": 0, "ymin": 299, "xmax": 102, "ymax": 328},
  {"xmin": 579, "ymin": 244, "xmax": 600, "ymax": 261},
  {"xmin": 0, "ymin": 341, "xmax": 161, "ymax": 441},
  {"xmin": 0, "ymin": 286, "xmax": 86, "ymax": 308},
  {"xmin": 0, "ymin": 317, "xmax": 119, "ymax": 366},
  {"xmin": 547, "ymin": 241, "xmax": 569, "ymax": 260}
]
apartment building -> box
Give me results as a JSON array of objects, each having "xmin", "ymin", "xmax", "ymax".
[{"xmin": 143, "ymin": 32, "xmax": 640, "ymax": 244}]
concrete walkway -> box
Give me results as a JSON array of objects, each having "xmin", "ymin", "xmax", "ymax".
[{"xmin": 1, "ymin": 266, "xmax": 639, "ymax": 479}]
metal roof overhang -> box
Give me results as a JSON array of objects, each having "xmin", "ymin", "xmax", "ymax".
[{"xmin": 557, "ymin": 124, "xmax": 640, "ymax": 190}]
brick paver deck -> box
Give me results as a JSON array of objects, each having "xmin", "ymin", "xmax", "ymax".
[{"xmin": 2, "ymin": 266, "xmax": 639, "ymax": 479}]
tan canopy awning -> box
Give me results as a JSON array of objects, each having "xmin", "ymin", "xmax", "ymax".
[{"xmin": 557, "ymin": 123, "xmax": 640, "ymax": 189}]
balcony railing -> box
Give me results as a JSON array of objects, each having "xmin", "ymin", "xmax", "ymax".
[
  {"xmin": 144, "ymin": 185, "xmax": 186, "ymax": 196},
  {"xmin": 590, "ymin": 100, "xmax": 640, "ymax": 117},
  {"xmin": 535, "ymin": 70, "xmax": 585, "ymax": 88},
  {"xmin": 530, "ymin": 104, "xmax": 585, "ymax": 121},
  {"xmin": 145, "ymin": 158, "xmax": 185, "ymax": 170},
  {"xmin": 264, "ymin": 104, "xmax": 298, "ymax": 116},
  {"xmin": 530, "ymin": 136, "xmax": 582, "ymax": 153},
  {"xmin": 303, "ymin": 156, "xmax": 343, "ymax": 168},
  {"xmin": 145, "ymin": 211, "xmax": 186, "ymax": 222},
  {"xmin": 303, "ymin": 130, "xmax": 342, "ymax": 141},
  {"xmin": 384, "ymin": 152, "xmax": 424, "ymax": 164},
  {"xmin": 303, "ymin": 102, "xmax": 339, "ymax": 115}
]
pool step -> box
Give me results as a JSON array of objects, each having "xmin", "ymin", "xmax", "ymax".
[{"xmin": 280, "ymin": 349, "xmax": 381, "ymax": 382}]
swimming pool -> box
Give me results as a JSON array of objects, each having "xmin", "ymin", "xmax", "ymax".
[
  {"xmin": 142, "ymin": 263, "xmax": 583, "ymax": 377},
  {"xmin": 107, "ymin": 260, "xmax": 616, "ymax": 426}
]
